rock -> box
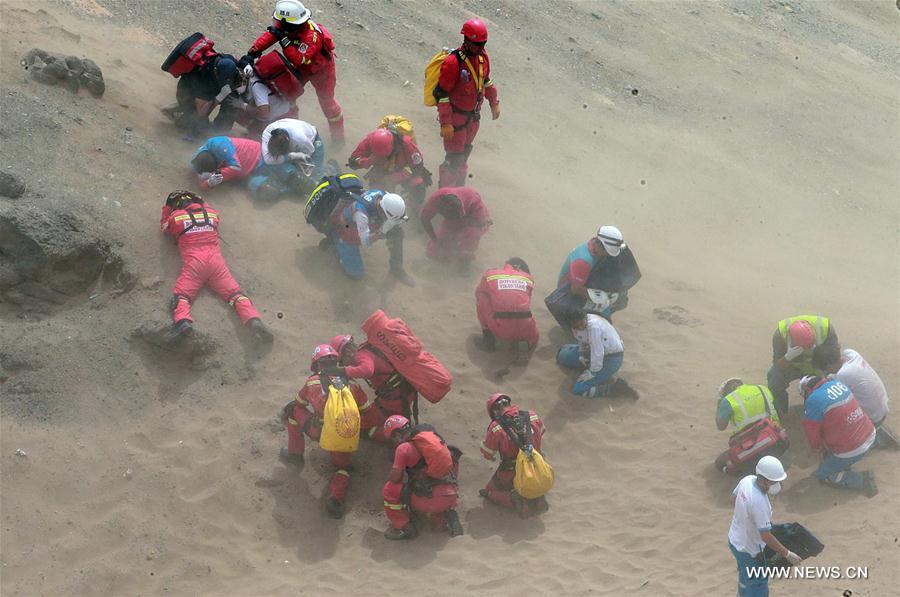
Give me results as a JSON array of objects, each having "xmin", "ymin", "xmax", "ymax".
[
  {"xmin": 0, "ymin": 171, "xmax": 26, "ymax": 198},
  {"xmin": 21, "ymin": 48, "xmax": 105, "ymax": 97},
  {"xmin": 15, "ymin": 448, "xmax": 27, "ymax": 457}
]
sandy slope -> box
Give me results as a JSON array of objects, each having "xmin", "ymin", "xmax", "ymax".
[{"xmin": 1, "ymin": 0, "xmax": 898, "ymax": 595}]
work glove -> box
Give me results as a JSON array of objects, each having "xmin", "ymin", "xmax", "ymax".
[
  {"xmin": 207, "ymin": 173, "xmax": 224, "ymax": 187},
  {"xmin": 490, "ymin": 103, "xmax": 501, "ymax": 120},
  {"xmin": 784, "ymin": 551, "xmax": 802, "ymax": 566},
  {"xmin": 784, "ymin": 345, "xmax": 805, "ymax": 361},
  {"xmin": 288, "ymin": 152, "xmax": 310, "ymax": 163},
  {"xmin": 198, "ymin": 172, "xmax": 213, "ymax": 181},
  {"xmin": 440, "ymin": 123, "xmax": 455, "ymax": 140},
  {"xmin": 237, "ymin": 54, "xmax": 255, "ymax": 70},
  {"xmin": 577, "ymin": 370, "xmax": 595, "ymax": 383}
]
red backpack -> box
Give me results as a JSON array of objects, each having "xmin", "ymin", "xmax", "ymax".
[
  {"xmin": 254, "ymin": 51, "xmax": 303, "ymax": 100},
  {"xmin": 408, "ymin": 426, "xmax": 452, "ymax": 479},
  {"xmin": 161, "ymin": 32, "xmax": 217, "ymax": 78}
]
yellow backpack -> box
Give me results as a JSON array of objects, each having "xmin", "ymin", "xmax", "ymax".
[
  {"xmin": 319, "ymin": 382, "xmax": 360, "ymax": 453},
  {"xmin": 423, "ymin": 49, "xmax": 452, "ymax": 107},
  {"xmin": 379, "ymin": 114, "xmax": 416, "ymax": 141},
  {"xmin": 514, "ymin": 449, "xmax": 555, "ymax": 499}
]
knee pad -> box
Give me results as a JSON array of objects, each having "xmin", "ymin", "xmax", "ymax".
[
  {"xmin": 227, "ymin": 291, "xmax": 249, "ymax": 307},
  {"xmin": 169, "ymin": 294, "xmax": 190, "ymax": 312}
]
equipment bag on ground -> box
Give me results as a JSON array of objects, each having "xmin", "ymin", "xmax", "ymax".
[
  {"xmin": 161, "ymin": 32, "xmax": 217, "ymax": 78},
  {"xmin": 361, "ymin": 310, "xmax": 452, "ymax": 403},
  {"xmin": 514, "ymin": 449, "xmax": 555, "ymax": 499},
  {"xmin": 304, "ymin": 173, "xmax": 364, "ymax": 234},
  {"xmin": 718, "ymin": 418, "xmax": 789, "ymax": 475},
  {"xmin": 409, "ymin": 425, "xmax": 453, "ymax": 478},
  {"xmin": 319, "ymin": 381, "xmax": 360, "ymax": 453}
]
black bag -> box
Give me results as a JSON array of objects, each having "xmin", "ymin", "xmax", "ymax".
[
  {"xmin": 585, "ymin": 246, "xmax": 642, "ymax": 294},
  {"xmin": 760, "ymin": 523, "xmax": 825, "ymax": 570},
  {"xmin": 303, "ymin": 173, "xmax": 364, "ymax": 233}
]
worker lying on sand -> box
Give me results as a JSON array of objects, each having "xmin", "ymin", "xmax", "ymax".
[
  {"xmin": 279, "ymin": 344, "xmax": 372, "ymax": 519},
  {"xmin": 190, "ymin": 136, "xmax": 262, "ymax": 191},
  {"xmin": 479, "ymin": 393, "xmax": 549, "ymax": 518},
  {"xmin": 556, "ymin": 307, "xmax": 638, "ymax": 399},
  {"xmin": 248, "ymin": 118, "xmax": 325, "ymax": 201},
  {"xmin": 381, "ymin": 415, "xmax": 464, "ymax": 540},
  {"xmin": 474, "ymin": 257, "xmax": 538, "ymax": 364}
]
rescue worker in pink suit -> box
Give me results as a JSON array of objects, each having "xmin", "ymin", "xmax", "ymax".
[
  {"xmin": 475, "ymin": 258, "xmax": 538, "ymax": 363},
  {"xmin": 433, "ymin": 18, "xmax": 500, "ymax": 187},
  {"xmin": 420, "ymin": 187, "xmax": 492, "ymax": 265},
  {"xmin": 327, "ymin": 334, "xmax": 416, "ymax": 442},
  {"xmin": 480, "ymin": 393, "xmax": 549, "ymax": 518},
  {"xmin": 381, "ymin": 415, "xmax": 464, "ymax": 540},
  {"xmin": 159, "ymin": 191, "xmax": 273, "ymax": 344},
  {"xmin": 279, "ymin": 344, "xmax": 371, "ymax": 518},
  {"xmin": 245, "ymin": 1, "xmax": 344, "ymax": 143},
  {"xmin": 347, "ymin": 128, "xmax": 431, "ymax": 208}
]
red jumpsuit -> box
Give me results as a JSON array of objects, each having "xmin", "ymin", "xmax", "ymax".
[
  {"xmin": 250, "ymin": 20, "xmax": 344, "ymax": 141},
  {"xmin": 342, "ymin": 345, "xmax": 417, "ymax": 442},
  {"xmin": 435, "ymin": 49, "xmax": 499, "ymax": 186},
  {"xmin": 284, "ymin": 374, "xmax": 371, "ymax": 504},
  {"xmin": 383, "ymin": 440, "xmax": 459, "ymax": 530},
  {"xmin": 160, "ymin": 201, "xmax": 260, "ymax": 326},
  {"xmin": 348, "ymin": 131, "xmax": 427, "ymax": 192},
  {"xmin": 475, "ymin": 263, "xmax": 540, "ymax": 348},
  {"xmin": 420, "ymin": 187, "xmax": 491, "ymax": 261},
  {"xmin": 480, "ymin": 405, "xmax": 546, "ymax": 508}
]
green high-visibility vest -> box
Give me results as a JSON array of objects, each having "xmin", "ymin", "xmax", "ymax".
[{"xmin": 724, "ymin": 384, "xmax": 780, "ymax": 429}]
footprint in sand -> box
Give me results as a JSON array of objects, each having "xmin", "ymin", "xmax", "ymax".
[{"xmin": 653, "ymin": 305, "xmax": 703, "ymax": 328}]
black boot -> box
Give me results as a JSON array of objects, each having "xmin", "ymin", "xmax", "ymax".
[
  {"xmin": 384, "ymin": 523, "xmax": 417, "ymax": 540},
  {"xmin": 445, "ymin": 509, "xmax": 464, "ymax": 537},
  {"xmin": 514, "ymin": 340, "xmax": 530, "ymax": 364},
  {"xmin": 474, "ymin": 329, "xmax": 496, "ymax": 352},
  {"xmin": 279, "ymin": 447, "xmax": 305, "ymax": 468},
  {"xmin": 166, "ymin": 319, "xmax": 193, "ymax": 344},
  {"xmin": 249, "ymin": 318, "xmax": 274, "ymax": 345},
  {"xmin": 325, "ymin": 497, "xmax": 344, "ymax": 519}
]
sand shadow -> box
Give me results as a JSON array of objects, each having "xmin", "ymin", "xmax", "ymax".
[
  {"xmin": 464, "ymin": 502, "xmax": 546, "ymax": 543},
  {"xmin": 361, "ymin": 519, "xmax": 452, "ymax": 567},
  {"xmin": 463, "ymin": 333, "xmax": 532, "ymax": 382}
]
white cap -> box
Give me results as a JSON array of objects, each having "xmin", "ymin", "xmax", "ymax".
[
  {"xmin": 755, "ymin": 455, "xmax": 787, "ymax": 482},
  {"xmin": 596, "ymin": 225, "xmax": 625, "ymax": 256}
]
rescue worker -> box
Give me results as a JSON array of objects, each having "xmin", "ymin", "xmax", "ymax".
[
  {"xmin": 433, "ymin": 18, "xmax": 500, "ymax": 187},
  {"xmin": 479, "ymin": 393, "xmax": 548, "ymax": 518},
  {"xmin": 235, "ymin": 62, "xmax": 298, "ymax": 135},
  {"xmin": 244, "ymin": 1, "xmax": 345, "ymax": 143},
  {"xmin": 556, "ymin": 308, "xmax": 638, "ymax": 399},
  {"xmin": 381, "ymin": 415, "xmax": 464, "ymax": 540},
  {"xmin": 420, "ymin": 187, "xmax": 492, "ymax": 267},
  {"xmin": 159, "ymin": 190, "xmax": 273, "ymax": 344},
  {"xmin": 714, "ymin": 378, "xmax": 784, "ymax": 471},
  {"xmin": 279, "ymin": 344, "xmax": 371, "ymax": 518},
  {"xmin": 190, "ymin": 136, "xmax": 262, "ymax": 191},
  {"xmin": 347, "ymin": 127, "xmax": 431, "ymax": 208},
  {"xmin": 248, "ymin": 118, "xmax": 325, "ymax": 201},
  {"xmin": 164, "ymin": 53, "xmax": 244, "ymax": 138},
  {"xmin": 327, "ymin": 334, "xmax": 416, "ymax": 441},
  {"xmin": 815, "ymin": 345, "xmax": 899, "ymax": 450},
  {"xmin": 728, "ymin": 456, "xmax": 802, "ymax": 597},
  {"xmin": 767, "ymin": 315, "xmax": 838, "ymax": 417},
  {"xmin": 474, "ymin": 257, "xmax": 538, "ymax": 363},
  {"xmin": 800, "ymin": 375, "xmax": 878, "ymax": 497},
  {"xmin": 323, "ymin": 189, "xmax": 413, "ymax": 285},
  {"xmin": 546, "ymin": 225, "xmax": 635, "ymax": 328}
]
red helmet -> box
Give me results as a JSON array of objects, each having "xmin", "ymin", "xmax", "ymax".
[
  {"xmin": 383, "ymin": 414, "xmax": 410, "ymax": 437},
  {"xmin": 788, "ymin": 320, "xmax": 816, "ymax": 349},
  {"xmin": 310, "ymin": 343, "xmax": 338, "ymax": 371},
  {"xmin": 330, "ymin": 334, "xmax": 353, "ymax": 354},
  {"xmin": 486, "ymin": 393, "xmax": 511, "ymax": 418},
  {"xmin": 461, "ymin": 18, "xmax": 488, "ymax": 43},
  {"xmin": 370, "ymin": 129, "xmax": 394, "ymax": 157}
]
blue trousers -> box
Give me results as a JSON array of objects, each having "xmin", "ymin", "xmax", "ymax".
[
  {"xmin": 331, "ymin": 232, "xmax": 365, "ymax": 279},
  {"xmin": 729, "ymin": 542, "xmax": 768, "ymax": 597},
  {"xmin": 557, "ymin": 344, "xmax": 624, "ymax": 397},
  {"xmin": 815, "ymin": 449, "xmax": 870, "ymax": 489}
]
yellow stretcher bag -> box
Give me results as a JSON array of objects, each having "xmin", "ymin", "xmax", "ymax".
[
  {"xmin": 319, "ymin": 383, "xmax": 360, "ymax": 453},
  {"xmin": 513, "ymin": 449, "xmax": 555, "ymax": 499},
  {"xmin": 423, "ymin": 49, "xmax": 450, "ymax": 107},
  {"xmin": 379, "ymin": 114, "xmax": 416, "ymax": 141}
]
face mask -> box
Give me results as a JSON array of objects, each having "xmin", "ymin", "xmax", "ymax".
[{"xmin": 767, "ymin": 482, "xmax": 782, "ymax": 496}]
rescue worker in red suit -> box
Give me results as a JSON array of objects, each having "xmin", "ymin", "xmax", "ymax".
[
  {"xmin": 347, "ymin": 128, "xmax": 431, "ymax": 208},
  {"xmin": 480, "ymin": 393, "xmax": 549, "ymax": 518},
  {"xmin": 326, "ymin": 335, "xmax": 417, "ymax": 443},
  {"xmin": 279, "ymin": 344, "xmax": 371, "ymax": 518},
  {"xmin": 420, "ymin": 186, "xmax": 492, "ymax": 266},
  {"xmin": 244, "ymin": 1, "xmax": 344, "ymax": 144},
  {"xmin": 160, "ymin": 191, "xmax": 273, "ymax": 344},
  {"xmin": 381, "ymin": 415, "xmax": 464, "ymax": 540},
  {"xmin": 433, "ymin": 18, "xmax": 500, "ymax": 187},
  {"xmin": 475, "ymin": 257, "xmax": 539, "ymax": 363}
]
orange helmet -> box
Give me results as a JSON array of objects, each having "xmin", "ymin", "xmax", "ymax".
[
  {"xmin": 788, "ymin": 320, "xmax": 816, "ymax": 349},
  {"xmin": 461, "ymin": 18, "xmax": 488, "ymax": 43},
  {"xmin": 486, "ymin": 393, "xmax": 510, "ymax": 418},
  {"xmin": 330, "ymin": 334, "xmax": 354, "ymax": 354},
  {"xmin": 384, "ymin": 414, "xmax": 410, "ymax": 437},
  {"xmin": 369, "ymin": 128, "xmax": 394, "ymax": 157}
]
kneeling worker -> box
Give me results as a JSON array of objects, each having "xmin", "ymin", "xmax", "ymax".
[
  {"xmin": 556, "ymin": 308, "xmax": 638, "ymax": 399},
  {"xmin": 474, "ymin": 257, "xmax": 538, "ymax": 363}
]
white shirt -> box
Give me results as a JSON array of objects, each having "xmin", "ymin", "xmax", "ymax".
[
  {"xmin": 728, "ymin": 475, "xmax": 773, "ymax": 556},
  {"xmin": 834, "ymin": 349, "xmax": 889, "ymax": 424},
  {"xmin": 573, "ymin": 314, "xmax": 624, "ymax": 372},
  {"xmin": 261, "ymin": 118, "xmax": 318, "ymax": 165},
  {"xmin": 245, "ymin": 77, "xmax": 291, "ymax": 118}
]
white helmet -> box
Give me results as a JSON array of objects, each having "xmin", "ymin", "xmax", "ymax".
[
  {"xmin": 755, "ymin": 455, "xmax": 787, "ymax": 482},
  {"xmin": 718, "ymin": 377, "xmax": 743, "ymax": 399},
  {"xmin": 273, "ymin": 0, "xmax": 311, "ymax": 25},
  {"xmin": 596, "ymin": 225, "xmax": 625, "ymax": 256},
  {"xmin": 380, "ymin": 193, "xmax": 406, "ymax": 222}
]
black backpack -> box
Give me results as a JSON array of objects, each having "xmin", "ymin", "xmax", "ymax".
[{"xmin": 304, "ymin": 173, "xmax": 364, "ymax": 233}]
